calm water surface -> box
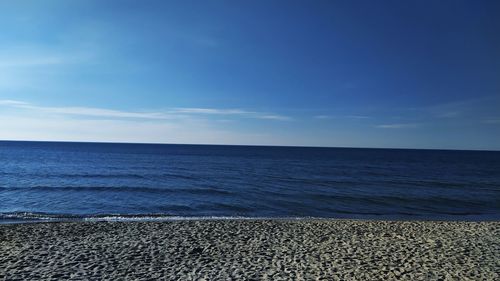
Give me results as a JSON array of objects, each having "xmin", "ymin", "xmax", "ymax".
[{"xmin": 1, "ymin": 141, "xmax": 499, "ymax": 222}]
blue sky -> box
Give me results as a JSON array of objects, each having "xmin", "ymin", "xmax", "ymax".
[{"xmin": 0, "ymin": 0, "xmax": 499, "ymax": 149}]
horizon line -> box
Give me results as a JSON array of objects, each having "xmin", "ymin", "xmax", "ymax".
[{"xmin": 0, "ymin": 139, "xmax": 498, "ymax": 152}]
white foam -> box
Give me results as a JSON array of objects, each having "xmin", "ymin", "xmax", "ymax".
[{"xmin": 81, "ymin": 215, "xmax": 310, "ymax": 222}]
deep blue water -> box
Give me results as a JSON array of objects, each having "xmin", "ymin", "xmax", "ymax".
[{"xmin": 1, "ymin": 141, "xmax": 499, "ymax": 222}]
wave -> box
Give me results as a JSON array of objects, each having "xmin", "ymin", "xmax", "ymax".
[
  {"xmin": 1, "ymin": 210, "xmax": 495, "ymax": 225},
  {"xmin": 0, "ymin": 212, "xmax": 311, "ymax": 223},
  {"xmin": 58, "ymin": 173, "xmax": 199, "ymax": 181},
  {"xmin": 0, "ymin": 172, "xmax": 199, "ymax": 181},
  {"xmin": 0, "ymin": 185, "xmax": 234, "ymax": 195},
  {"xmin": 305, "ymin": 192, "xmax": 497, "ymax": 207}
]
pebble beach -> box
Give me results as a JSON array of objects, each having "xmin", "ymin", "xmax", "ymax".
[{"xmin": 1, "ymin": 220, "xmax": 499, "ymax": 280}]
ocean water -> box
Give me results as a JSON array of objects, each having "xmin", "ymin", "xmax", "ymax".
[{"xmin": 1, "ymin": 141, "xmax": 499, "ymax": 223}]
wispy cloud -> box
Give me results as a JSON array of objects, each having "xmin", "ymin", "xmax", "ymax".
[
  {"xmin": 407, "ymin": 96, "xmax": 499, "ymax": 122},
  {"xmin": 436, "ymin": 111, "xmax": 460, "ymax": 118},
  {"xmin": 0, "ymin": 100, "xmax": 28, "ymax": 106},
  {"xmin": 375, "ymin": 123, "xmax": 419, "ymax": 129},
  {"xmin": 345, "ymin": 115, "xmax": 371, "ymax": 119},
  {"xmin": 171, "ymin": 107, "xmax": 291, "ymax": 120},
  {"xmin": 0, "ymin": 47, "xmax": 91, "ymax": 69},
  {"xmin": 0, "ymin": 100, "xmax": 291, "ymax": 121},
  {"xmin": 314, "ymin": 115, "xmax": 333, "ymax": 119},
  {"xmin": 0, "ymin": 56, "xmax": 67, "ymax": 68},
  {"xmin": 314, "ymin": 115, "xmax": 371, "ymax": 120},
  {"xmin": 172, "ymin": 108, "xmax": 249, "ymax": 115},
  {"xmin": 0, "ymin": 100, "xmax": 174, "ymax": 119},
  {"xmin": 0, "ymin": 115, "xmax": 284, "ymax": 146},
  {"xmin": 482, "ymin": 119, "xmax": 500, "ymax": 124},
  {"xmin": 0, "ymin": 100, "xmax": 295, "ymax": 145},
  {"xmin": 256, "ymin": 114, "xmax": 291, "ymax": 121},
  {"xmin": 0, "ymin": 45, "xmax": 98, "ymax": 91}
]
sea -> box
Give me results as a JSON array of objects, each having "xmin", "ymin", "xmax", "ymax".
[{"xmin": 1, "ymin": 141, "xmax": 499, "ymax": 223}]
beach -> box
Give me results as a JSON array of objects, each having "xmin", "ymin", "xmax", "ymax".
[{"xmin": 1, "ymin": 220, "xmax": 498, "ymax": 280}]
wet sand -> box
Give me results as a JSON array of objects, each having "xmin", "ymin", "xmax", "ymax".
[{"xmin": 1, "ymin": 220, "xmax": 498, "ymax": 280}]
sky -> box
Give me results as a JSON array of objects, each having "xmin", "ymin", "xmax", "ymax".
[{"xmin": 0, "ymin": 0, "xmax": 499, "ymax": 150}]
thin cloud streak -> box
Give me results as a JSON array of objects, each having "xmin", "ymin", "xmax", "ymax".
[
  {"xmin": 0, "ymin": 100, "xmax": 29, "ymax": 106},
  {"xmin": 0, "ymin": 100, "xmax": 291, "ymax": 121},
  {"xmin": 0, "ymin": 48, "xmax": 92, "ymax": 68},
  {"xmin": 172, "ymin": 108, "xmax": 250, "ymax": 115},
  {"xmin": 345, "ymin": 115, "xmax": 371, "ymax": 119},
  {"xmin": 375, "ymin": 123, "xmax": 419, "ymax": 129},
  {"xmin": 0, "ymin": 56, "xmax": 66, "ymax": 68},
  {"xmin": 314, "ymin": 115, "xmax": 332, "ymax": 119},
  {"xmin": 0, "ymin": 100, "xmax": 174, "ymax": 119},
  {"xmin": 482, "ymin": 119, "xmax": 500, "ymax": 124},
  {"xmin": 171, "ymin": 107, "xmax": 291, "ymax": 120},
  {"xmin": 437, "ymin": 111, "xmax": 460, "ymax": 118},
  {"xmin": 0, "ymin": 115, "xmax": 284, "ymax": 146},
  {"xmin": 256, "ymin": 115, "xmax": 291, "ymax": 121},
  {"xmin": 314, "ymin": 115, "xmax": 371, "ymax": 120}
]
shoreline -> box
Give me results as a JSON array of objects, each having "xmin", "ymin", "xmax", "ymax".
[
  {"xmin": 2, "ymin": 212, "xmax": 499, "ymax": 225},
  {"xmin": 2, "ymin": 216, "xmax": 500, "ymax": 225},
  {"xmin": 1, "ymin": 219, "xmax": 498, "ymax": 280}
]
